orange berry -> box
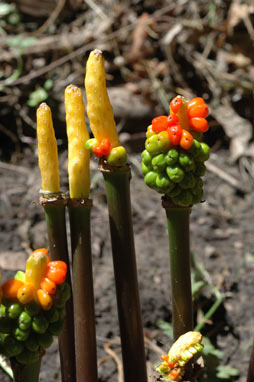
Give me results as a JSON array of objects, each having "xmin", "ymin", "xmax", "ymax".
[
  {"xmin": 36, "ymin": 289, "xmax": 53, "ymax": 310},
  {"xmin": 161, "ymin": 354, "xmax": 169, "ymax": 362},
  {"xmin": 48, "ymin": 261, "xmax": 67, "ymax": 272},
  {"xmin": 46, "ymin": 267, "xmax": 66, "ymax": 285},
  {"xmin": 92, "ymin": 144, "xmax": 103, "ymax": 158},
  {"xmin": 188, "ymin": 103, "xmax": 209, "ymax": 119},
  {"xmin": 189, "ymin": 117, "xmax": 208, "ymax": 132},
  {"xmin": 100, "ymin": 138, "xmax": 112, "ymax": 156},
  {"xmin": 180, "ymin": 129, "xmax": 193, "ymax": 150},
  {"xmin": 17, "ymin": 283, "xmax": 35, "ymax": 304},
  {"xmin": 2, "ymin": 279, "xmax": 24, "ymax": 300},
  {"xmin": 167, "ymin": 114, "xmax": 179, "ymax": 127},
  {"xmin": 40, "ymin": 277, "xmax": 56, "ymax": 295},
  {"xmin": 152, "ymin": 116, "xmax": 168, "ymax": 133},
  {"xmin": 187, "ymin": 97, "xmax": 205, "ymax": 108},
  {"xmin": 32, "ymin": 248, "xmax": 50, "ymax": 263},
  {"xmin": 170, "ymin": 368, "xmax": 180, "ymax": 380}
]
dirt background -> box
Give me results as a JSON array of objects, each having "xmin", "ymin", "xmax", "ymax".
[{"xmin": 1, "ymin": 1, "xmax": 254, "ymax": 381}]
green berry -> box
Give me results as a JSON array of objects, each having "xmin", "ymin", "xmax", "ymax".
[
  {"xmin": 196, "ymin": 142, "xmax": 210, "ymax": 162},
  {"xmin": 54, "ymin": 283, "xmax": 71, "ymax": 309},
  {"xmin": 4, "ymin": 335, "xmax": 24, "ymax": 357},
  {"xmin": 157, "ymin": 131, "xmax": 171, "ymax": 153},
  {"xmin": 32, "ymin": 314, "xmax": 49, "ymax": 334},
  {"xmin": 19, "ymin": 312, "xmax": 32, "ymax": 331},
  {"xmin": 145, "ymin": 135, "xmax": 160, "ymax": 156},
  {"xmin": 166, "ymin": 166, "xmax": 185, "ymax": 183},
  {"xmin": 38, "ymin": 332, "xmax": 53, "ymax": 349},
  {"xmin": 179, "ymin": 173, "xmax": 196, "ymax": 189},
  {"xmin": 188, "ymin": 139, "xmax": 201, "ymax": 158},
  {"xmin": 57, "ymin": 308, "xmax": 66, "ymax": 321},
  {"xmin": 13, "ymin": 327, "xmax": 30, "ymax": 342},
  {"xmin": 141, "ymin": 161, "xmax": 151, "ymax": 176},
  {"xmin": 166, "ymin": 149, "xmax": 179, "ymax": 166},
  {"xmin": 0, "ymin": 305, "xmax": 6, "ymax": 318},
  {"xmin": 48, "ymin": 320, "xmax": 65, "ymax": 336},
  {"xmin": 85, "ymin": 138, "xmax": 97, "ymax": 152},
  {"xmin": 7, "ymin": 303, "xmax": 23, "ymax": 319},
  {"xmin": 107, "ymin": 146, "xmax": 127, "ymax": 166},
  {"xmin": 144, "ymin": 171, "xmax": 158, "ymax": 189},
  {"xmin": 25, "ymin": 302, "xmax": 40, "ymax": 317},
  {"xmin": 168, "ymin": 185, "xmax": 181, "ymax": 197},
  {"xmin": 192, "ymin": 189, "xmax": 203, "ymax": 204},
  {"xmin": 25, "ymin": 334, "xmax": 39, "ymax": 352},
  {"xmin": 156, "ymin": 174, "xmax": 174, "ymax": 193},
  {"xmin": 44, "ymin": 306, "xmax": 59, "ymax": 323},
  {"xmin": 192, "ymin": 178, "xmax": 203, "ymax": 195},
  {"xmin": 14, "ymin": 271, "xmax": 26, "ymax": 282},
  {"xmin": 0, "ymin": 317, "xmax": 15, "ymax": 334},
  {"xmin": 173, "ymin": 190, "xmax": 193, "ymax": 207},
  {"xmin": 16, "ymin": 349, "xmax": 39, "ymax": 365},
  {"xmin": 141, "ymin": 150, "xmax": 152, "ymax": 166},
  {"xmin": 179, "ymin": 152, "xmax": 194, "ymax": 168},
  {"xmin": 195, "ymin": 163, "xmax": 206, "ymax": 177},
  {"xmin": 151, "ymin": 153, "xmax": 167, "ymax": 172}
]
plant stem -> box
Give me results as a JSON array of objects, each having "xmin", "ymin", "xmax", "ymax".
[
  {"xmin": 99, "ymin": 159, "xmax": 147, "ymax": 382},
  {"xmin": 162, "ymin": 198, "xmax": 193, "ymax": 341},
  {"xmin": 40, "ymin": 194, "xmax": 76, "ymax": 382},
  {"xmin": 10, "ymin": 357, "xmax": 42, "ymax": 382},
  {"xmin": 68, "ymin": 198, "xmax": 98, "ymax": 382},
  {"xmin": 247, "ymin": 341, "xmax": 254, "ymax": 382}
]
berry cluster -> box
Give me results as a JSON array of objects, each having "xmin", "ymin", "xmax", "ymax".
[
  {"xmin": 156, "ymin": 332, "xmax": 203, "ymax": 381},
  {"xmin": 142, "ymin": 96, "xmax": 210, "ymax": 207},
  {"xmin": 0, "ymin": 249, "xmax": 70, "ymax": 365},
  {"xmin": 85, "ymin": 138, "xmax": 127, "ymax": 166}
]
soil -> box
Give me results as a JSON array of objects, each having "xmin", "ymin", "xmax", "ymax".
[{"xmin": 0, "ymin": 145, "xmax": 253, "ymax": 382}]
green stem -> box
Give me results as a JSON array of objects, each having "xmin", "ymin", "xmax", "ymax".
[
  {"xmin": 162, "ymin": 198, "xmax": 193, "ymax": 341},
  {"xmin": 10, "ymin": 357, "xmax": 42, "ymax": 382},
  {"xmin": 99, "ymin": 160, "xmax": 147, "ymax": 382},
  {"xmin": 68, "ymin": 198, "xmax": 98, "ymax": 382},
  {"xmin": 40, "ymin": 195, "xmax": 76, "ymax": 382}
]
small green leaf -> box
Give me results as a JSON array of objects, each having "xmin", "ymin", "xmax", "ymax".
[
  {"xmin": 216, "ymin": 365, "xmax": 240, "ymax": 379},
  {"xmin": 202, "ymin": 337, "xmax": 222, "ymax": 359},
  {"xmin": 27, "ymin": 88, "xmax": 48, "ymax": 107},
  {"xmin": 6, "ymin": 35, "xmax": 37, "ymax": 49}
]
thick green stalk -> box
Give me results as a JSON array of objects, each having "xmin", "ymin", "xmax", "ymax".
[
  {"xmin": 10, "ymin": 357, "xmax": 42, "ymax": 382},
  {"xmin": 40, "ymin": 195, "xmax": 76, "ymax": 382},
  {"xmin": 99, "ymin": 160, "xmax": 147, "ymax": 382},
  {"xmin": 68, "ymin": 198, "xmax": 98, "ymax": 382},
  {"xmin": 162, "ymin": 198, "xmax": 193, "ymax": 341}
]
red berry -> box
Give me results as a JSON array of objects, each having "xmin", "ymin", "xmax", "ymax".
[
  {"xmin": 161, "ymin": 354, "xmax": 169, "ymax": 362},
  {"xmin": 100, "ymin": 138, "xmax": 112, "ymax": 156},
  {"xmin": 189, "ymin": 117, "xmax": 208, "ymax": 132},
  {"xmin": 152, "ymin": 116, "xmax": 168, "ymax": 133},
  {"xmin": 170, "ymin": 368, "xmax": 180, "ymax": 380},
  {"xmin": 92, "ymin": 144, "xmax": 104, "ymax": 157},
  {"xmin": 167, "ymin": 114, "xmax": 179, "ymax": 127},
  {"xmin": 167, "ymin": 124, "xmax": 183, "ymax": 146},
  {"xmin": 170, "ymin": 97, "xmax": 183, "ymax": 114}
]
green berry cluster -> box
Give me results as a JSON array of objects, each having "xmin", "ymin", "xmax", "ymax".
[
  {"xmin": 141, "ymin": 138, "xmax": 210, "ymax": 207},
  {"xmin": 0, "ymin": 283, "xmax": 70, "ymax": 365}
]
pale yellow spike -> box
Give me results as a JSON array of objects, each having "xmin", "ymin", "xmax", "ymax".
[
  {"xmin": 36, "ymin": 103, "xmax": 60, "ymax": 193},
  {"xmin": 65, "ymin": 84, "xmax": 90, "ymax": 199},
  {"xmin": 85, "ymin": 49, "xmax": 120, "ymax": 148}
]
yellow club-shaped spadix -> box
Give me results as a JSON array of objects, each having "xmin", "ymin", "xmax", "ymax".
[
  {"xmin": 65, "ymin": 84, "xmax": 90, "ymax": 199},
  {"xmin": 25, "ymin": 251, "xmax": 48, "ymax": 290},
  {"xmin": 85, "ymin": 49, "xmax": 120, "ymax": 148},
  {"xmin": 36, "ymin": 103, "xmax": 60, "ymax": 193}
]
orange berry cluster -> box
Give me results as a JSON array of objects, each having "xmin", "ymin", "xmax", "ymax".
[{"xmin": 152, "ymin": 97, "xmax": 209, "ymax": 150}]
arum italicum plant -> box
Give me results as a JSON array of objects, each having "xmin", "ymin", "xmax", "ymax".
[
  {"xmin": 141, "ymin": 96, "xmax": 210, "ymax": 381},
  {"xmin": 36, "ymin": 104, "xmax": 76, "ymax": 382},
  {"xmin": 65, "ymin": 84, "xmax": 98, "ymax": 382},
  {"xmin": 0, "ymin": 248, "xmax": 70, "ymax": 382},
  {"xmin": 85, "ymin": 49, "xmax": 147, "ymax": 382}
]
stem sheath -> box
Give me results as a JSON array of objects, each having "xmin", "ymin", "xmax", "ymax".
[
  {"xmin": 99, "ymin": 160, "xmax": 147, "ymax": 382},
  {"xmin": 68, "ymin": 198, "xmax": 98, "ymax": 382},
  {"xmin": 162, "ymin": 198, "xmax": 193, "ymax": 340},
  {"xmin": 40, "ymin": 195, "xmax": 76, "ymax": 382}
]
